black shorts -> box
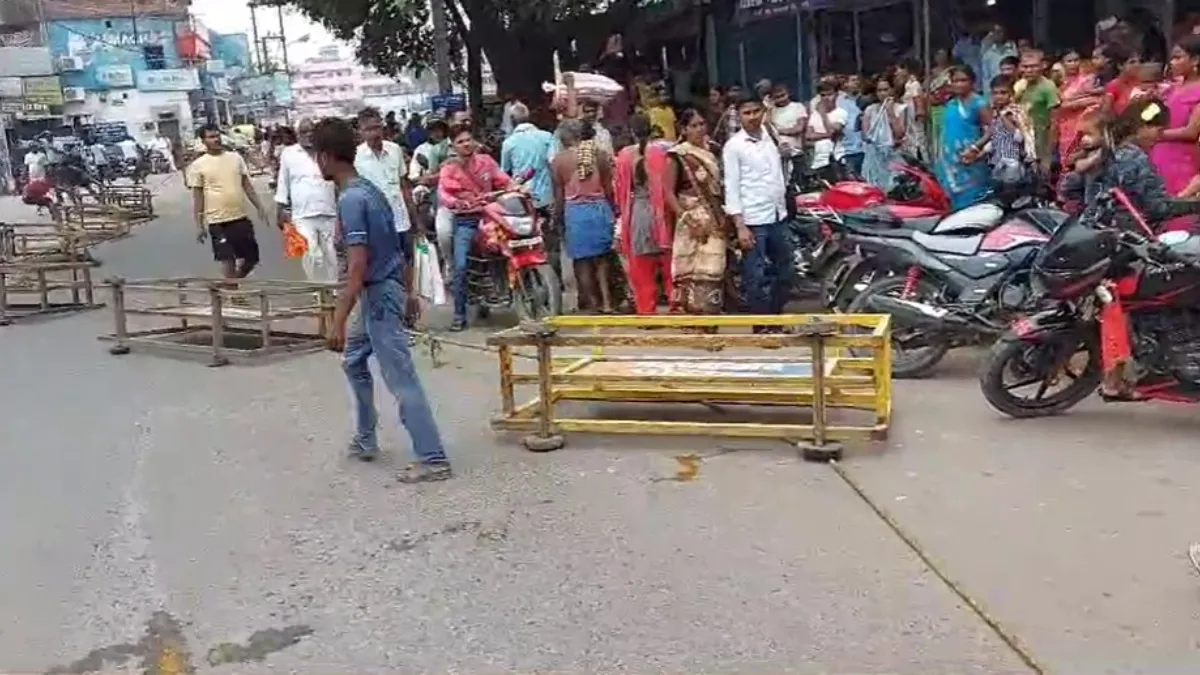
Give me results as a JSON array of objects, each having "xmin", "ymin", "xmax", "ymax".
[{"xmin": 208, "ymin": 218, "xmax": 259, "ymax": 263}]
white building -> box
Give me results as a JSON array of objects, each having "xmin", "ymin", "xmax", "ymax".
[{"xmin": 290, "ymin": 45, "xmax": 433, "ymax": 119}]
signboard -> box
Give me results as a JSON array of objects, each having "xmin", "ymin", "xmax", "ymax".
[
  {"xmin": 207, "ymin": 59, "xmax": 226, "ymax": 75},
  {"xmin": 430, "ymin": 93, "xmax": 466, "ymax": 115},
  {"xmin": 22, "ymin": 76, "xmax": 63, "ymax": 105},
  {"xmin": 83, "ymin": 121, "xmax": 129, "ymax": 143},
  {"xmin": 94, "ymin": 64, "xmax": 135, "ymax": 89},
  {"xmin": 41, "ymin": 0, "xmax": 188, "ymax": 20},
  {"xmin": 0, "ymin": 26, "xmax": 41, "ymax": 48},
  {"xmin": 136, "ymin": 68, "xmax": 199, "ymax": 92},
  {"xmin": 0, "ymin": 100, "xmax": 48, "ymax": 114},
  {"xmin": 736, "ymin": 0, "xmax": 796, "ymax": 23},
  {"xmin": 0, "ymin": 77, "xmax": 23, "ymax": 98}
]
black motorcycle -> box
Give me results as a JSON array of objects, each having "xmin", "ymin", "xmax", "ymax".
[
  {"xmin": 979, "ymin": 190, "xmax": 1200, "ymax": 417},
  {"xmin": 845, "ymin": 206, "xmax": 1068, "ymax": 378},
  {"xmin": 824, "ymin": 179, "xmax": 1058, "ymax": 312}
]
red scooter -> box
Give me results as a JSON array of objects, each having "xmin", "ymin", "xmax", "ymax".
[{"xmin": 467, "ymin": 182, "xmax": 562, "ymax": 322}]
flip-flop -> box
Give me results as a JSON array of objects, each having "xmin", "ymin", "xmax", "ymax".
[{"xmin": 1188, "ymin": 543, "xmax": 1200, "ymax": 575}]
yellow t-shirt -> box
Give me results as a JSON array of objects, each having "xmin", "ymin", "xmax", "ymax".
[
  {"xmin": 187, "ymin": 151, "xmax": 249, "ymax": 226},
  {"xmin": 647, "ymin": 104, "xmax": 677, "ymax": 141}
]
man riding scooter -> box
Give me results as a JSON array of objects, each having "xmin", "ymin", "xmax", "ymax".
[{"xmin": 438, "ymin": 125, "xmax": 515, "ymax": 331}]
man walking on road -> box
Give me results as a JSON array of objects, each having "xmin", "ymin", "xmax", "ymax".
[
  {"xmin": 276, "ymin": 118, "xmax": 339, "ymax": 283},
  {"xmin": 189, "ymin": 124, "xmax": 268, "ymax": 287},
  {"xmin": 313, "ymin": 117, "xmax": 452, "ymax": 483}
]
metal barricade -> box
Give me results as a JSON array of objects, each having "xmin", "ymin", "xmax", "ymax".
[
  {"xmin": 101, "ymin": 277, "xmax": 338, "ymax": 366},
  {"xmin": 487, "ymin": 313, "xmax": 892, "ymax": 462}
]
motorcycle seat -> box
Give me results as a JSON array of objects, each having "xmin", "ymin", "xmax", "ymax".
[
  {"xmin": 842, "ymin": 211, "xmax": 942, "ymax": 234},
  {"xmin": 912, "ymin": 230, "xmax": 983, "ymax": 256}
]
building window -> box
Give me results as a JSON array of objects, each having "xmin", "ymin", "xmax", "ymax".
[{"xmin": 143, "ymin": 45, "xmax": 166, "ymax": 70}]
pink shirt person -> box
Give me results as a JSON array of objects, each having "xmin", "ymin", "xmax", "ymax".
[{"xmin": 437, "ymin": 153, "xmax": 512, "ymax": 214}]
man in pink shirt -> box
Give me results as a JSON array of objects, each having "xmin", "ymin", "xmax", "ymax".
[{"xmin": 437, "ymin": 125, "xmax": 513, "ymax": 331}]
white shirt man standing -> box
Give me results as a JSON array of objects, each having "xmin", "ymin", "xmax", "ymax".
[
  {"xmin": 722, "ymin": 94, "xmax": 791, "ymax": 325},
  {"xmin": 768, "ymin": 83, "xmax": 807, "ymax": 158},
  {"xmin": 354, "ymin": 106, "xmax": 419, "ymax": 337},
  {"xmin": 354, "ymin": 107, "xmax": 414, "ymax": 245},
  {"xmin": 24, "ymin": 148, "xmax": 47, "ymax": 181},
  {"xmin": 150, "ymin": 132, "xmax": 176, "ymax": 171},
  {"xmin": 276, "ymin": 117, "xmax": 339, "ymax": 283},
  {"xmin": 117, "ymin": 135, "xmax": 140, "ymax": 161}
]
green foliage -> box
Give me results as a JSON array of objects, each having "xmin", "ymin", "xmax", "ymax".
[
  {"xmin": 259, "ymin": 0, "xmax": 458, "ymax": 79},
  {"xmin": 266, "ymin": 0, "xmax": 628, "ymax": 86}
]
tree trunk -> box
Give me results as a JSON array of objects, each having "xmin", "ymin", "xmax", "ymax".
[
  {"xmin": 466, "ymin": 38, "xmax": 483, "ymax": 118},
  {"xmin": 480, "ymin": 28, "xmax": 554, "ymax": 104}
]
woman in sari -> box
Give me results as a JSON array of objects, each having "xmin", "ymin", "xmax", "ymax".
[
  {"xmin": 936, "ymin": 66, "xmax": 992, "ymax": 209},
  {"xmin": 1151, "ymin": 37, "xmax": 1200, "ymax": 198},
  {"xmin": 926, "ymin": 49, "xmax": 953, "ymax": 161},
  {"xmin": 1057, "ymin": 48, "xmax": 1104, "ymax": 160},
  {"xmin": 861, "ymin": 77, "xmax": 906, "ymax": 190},
  {"xmin": 895, "ymin": 59, "xmax": 928, "ymax": 160},
  {"xmin": 664, "ymin": 109, "xmax": 728, "ymax": 314},
  {"xmin": 614, "ymin": 113, "xmax": 673, "ymax": 314}
]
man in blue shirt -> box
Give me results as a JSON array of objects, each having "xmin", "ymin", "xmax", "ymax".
[
  {"xmin": 499, "ymin": 102, "xmax": 561, "ymax": 280},
  {"xmin": 312, "ymin": 117, "xmax": 451, "ymax": 483},
  {"xmin": 837, "ymin": 74, "xmax": 865, "ymax": 177}
]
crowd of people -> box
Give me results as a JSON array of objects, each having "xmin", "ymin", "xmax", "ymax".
[{"xmin": 180, "ymin": 15, "xmax": 1200, "ymax": 482}]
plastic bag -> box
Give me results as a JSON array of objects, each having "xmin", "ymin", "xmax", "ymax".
[
  {"xmin": 282, "ymin": 222, "xmax": 307, "ymax": 258},
  {"xmin": 413, "ymin": 237, "xmax": 447, "ymax": 306}
]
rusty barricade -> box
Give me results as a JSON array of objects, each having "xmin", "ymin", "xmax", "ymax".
[
  {"xmin": 487, "ymin": 313, "xmax": 892, "ymax": 462},
  {"xmin": 101, "ymin": 277, "xmax": 338, "ymax": 366}
]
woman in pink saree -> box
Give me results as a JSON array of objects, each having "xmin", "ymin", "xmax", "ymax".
[
  {"xmin": 614, "ymin": 114, "xmax": 673, "ymax": 314},
  {"xmin": 1151, "ymin": 38, "xmax": 1200, "ymax": 202}
]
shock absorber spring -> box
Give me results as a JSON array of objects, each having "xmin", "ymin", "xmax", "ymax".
[{"xmin": 901, "ymin": 265, "xmax": 921, "ymax": 299}]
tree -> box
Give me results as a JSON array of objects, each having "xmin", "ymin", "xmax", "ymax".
[{"xmin": 262, "ymin": 0, "xmax": 642, "ymax": 100}]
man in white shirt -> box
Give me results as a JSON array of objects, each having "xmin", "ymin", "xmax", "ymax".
[
  {"xmin": 355, "ymin": 107, "xmax": 416, "ymax": 252},
  {"xmin": 806, "ymin": 80, "xmax": 849, "ymax": 181},
  {"xmin": 150, "ymin": 132, "xmax": 177, "ymax": 171},
  {"xmin": 117, "ymin": 135, "xmax": 140, "ymax": 161},
  {"xmin": 355, "ymin": 106, "xmax": 419, "ymax": 336},
  {"xmin": 722, "ymin": 94, "xmax": 792, "ymax": 325},
  {"xmin": 767, "ymin": 83, "xmax": 807, "ymax": 184},
  {"xmin": 276, "ymin": 117, "xmax": 339, "ymax": 282},
  {"xmin": 23, "ymin": 147, "xmax": 47, "ymax": 182}
]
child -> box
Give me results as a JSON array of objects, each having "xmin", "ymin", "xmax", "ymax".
[
  {"xmin": 964, "ymin": 75, "xmax": 1037, "ymax": 188},
  {"xmin": 1130, "ymin": 61, "xmax": 1167, "ymax": 102},
  {"xmin": 998, "ymin": 55, "xmax": 1020, "ymax": 79}
]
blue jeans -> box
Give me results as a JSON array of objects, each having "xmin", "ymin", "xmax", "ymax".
[
  {"xmin": 343, "ymin": 277, "xmax": 448, "ymax": 464},
  {"xmin": 451, "ymin": 216, "xmax": 478, "ymax": 322},
  {"xmin": 739, "ymin": 220, "xmax": 793, "ymax": 315}
]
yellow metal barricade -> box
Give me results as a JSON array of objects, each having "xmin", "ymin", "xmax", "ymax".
[{"xmin": 487, "ymin": 313, "xmax": 892, "ymax": 462}]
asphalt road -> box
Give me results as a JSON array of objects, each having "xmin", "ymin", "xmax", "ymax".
[{"xmin": 2, "ymin": 176, "xmax": 1200, "ymax": 674}]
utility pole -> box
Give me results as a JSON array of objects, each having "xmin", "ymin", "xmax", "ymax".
[
  {"xmin": 428, "ymin": 0, "xmax": 452, "ymax": 94},
  {"xmin": 249, "ymin": 1, "xmax": 265, "ymax": 71}
]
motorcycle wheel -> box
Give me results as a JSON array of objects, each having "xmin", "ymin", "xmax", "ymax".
[
  {"xmin": 847, "ymin": 276, "xmax": 951, "ymax": 379},
  {"xmin": 979, "ymin": 333, "xmax": 1101, "ymax": 419},
  {"xmin": 514, "ymin": 263, "xmax": 563, "ymax": 322}
]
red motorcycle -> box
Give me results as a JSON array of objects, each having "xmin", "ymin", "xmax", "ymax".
[
  {"xmin": 467, "ymin": 186, "xmax": 562, "ymax": 321},
  {"xmin": 981, "ymin": 188, "xmax": 1200, "ymax": 417},
  {"xmin": 790, "ymin": 154, "xmax": 952, "ymax": 303}
]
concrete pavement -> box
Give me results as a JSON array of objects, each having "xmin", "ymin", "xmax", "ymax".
[{"xmin": 1, "ymin": 177, "xmax": 1199, "ymax": 674}]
